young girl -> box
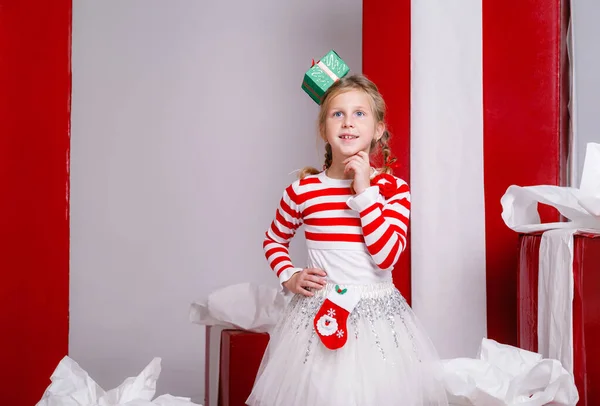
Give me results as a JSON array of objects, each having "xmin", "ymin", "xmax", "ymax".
[{"xmin": 247, "ymin": 74, "xmax": 448, "ymax": 406}]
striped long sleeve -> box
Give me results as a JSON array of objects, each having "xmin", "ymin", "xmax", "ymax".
[
  {"xmin": 346, "ymin": 179, "xmax": 410, "ymax": 271},
  {"xmin": 263, "ymin": 183, "xmax": 304, "ymax": 284}
]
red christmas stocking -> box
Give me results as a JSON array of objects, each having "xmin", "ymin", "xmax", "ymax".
[{"xmin": 313, "ymin": 285, "xmax": 361, "ymax": 350}]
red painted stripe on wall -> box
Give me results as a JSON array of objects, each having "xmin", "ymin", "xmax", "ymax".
[
  {"xmin": 363, "ymin": 0, "xmax": 412, "ymax": 303},
  {"xmin": 482, "ymin": 0, "xmax": 570, "ymax": 346},
  {"xmin": 0, "ymin": 1, "xmax": 71, "ymax": 404}
]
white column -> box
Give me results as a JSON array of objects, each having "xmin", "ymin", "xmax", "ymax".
[{"xmin": 410, "ymin": 0, "xmax": 487, "ymax": 358}]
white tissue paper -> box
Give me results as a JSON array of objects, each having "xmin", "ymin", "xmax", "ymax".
[
  {"xmin": 501, "ymin": 142, "xmax": 600, "ymax": 233},
  {"xmin": 189, "ymin": 282, "xmax": 287, "ymax": 333},
  {"xmin": 35, "ymin": 356, "xmax": 201, "ymax": 406},
  {"xmin": 441, "ymin": 338, "xmax": 579, "ymax": 406},
  {"xmin": 189, "ymin": 283, "xmax": 287, "ymax": 406},
  {"xmin": 500, "ymin": 142, "xmax": 600, "ymax": 377}
]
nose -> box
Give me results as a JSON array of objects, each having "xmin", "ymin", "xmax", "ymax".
[{"xmin": 343, "ymin": 115, "xmax": 354, "ymax": 128}]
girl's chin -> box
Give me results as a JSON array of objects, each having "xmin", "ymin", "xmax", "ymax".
[{"xmin": 337, "ymin": 147, "xmax": 366, "ymax": 158}]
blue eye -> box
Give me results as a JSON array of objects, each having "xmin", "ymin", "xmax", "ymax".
[
  {"xmin": 333, "ymin": 111, "xmax": 343, "ymax": 117},
  {"xmin": 356, "ymin": 111, "xmax": 365, "ymax": 117}
]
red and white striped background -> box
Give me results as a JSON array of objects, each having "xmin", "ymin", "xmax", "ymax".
[
  {"xmin": 1, "ymin": 0, "xmax": 569, "ymax": 403},
  {"xmin": 364, "ymin": 0, "xmax": 569, "ymax": 357}
]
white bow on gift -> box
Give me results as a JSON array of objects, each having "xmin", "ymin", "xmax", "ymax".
[
  {"xmin": 501, "ymin": 142, "xmax": 600, "ymax": 233},
  {"xmin": 500, "ymin": 142, "xmax": 600, "ymax": 398}
]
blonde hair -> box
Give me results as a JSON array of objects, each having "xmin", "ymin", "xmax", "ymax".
[{"xmin": 299, "ymin": 74, "xmax": 396, "ymax": 179}]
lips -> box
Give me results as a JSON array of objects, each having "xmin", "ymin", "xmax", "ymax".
[{"xmin": 339, "ymin": 134, "xmax": 358, "ymax": 140}]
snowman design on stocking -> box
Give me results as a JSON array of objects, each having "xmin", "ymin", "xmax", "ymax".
[{"xmin": 313, "ymin": 285, "xmax": 361, "ymax": 350}]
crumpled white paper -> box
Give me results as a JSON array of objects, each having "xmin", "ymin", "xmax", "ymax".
[
  {"xmin": 501, "ymin": 142, "xmax": 600, "ymax": 233},
  {"xmin": 500, "ymin": 142, "xmax": 600, "ymax": 376},
  {"xmin": 35, "ymin": 356, "xmax": 201, "ymax": 406},
  {"xmin": 441, "ymin": 338, "xmax": 579, "ymax": 406},
  {"xmin": 189, "ymin": 283, "xmax": 288, "ymax": 406},
  {"xmin": 188, "ymin": 283, "xmax": 288, "ymax": 333}
]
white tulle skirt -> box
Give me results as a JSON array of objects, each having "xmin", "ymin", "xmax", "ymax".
[{"xmin": 247, "ymin": 282, "xmax": 449, "ymax": 406}]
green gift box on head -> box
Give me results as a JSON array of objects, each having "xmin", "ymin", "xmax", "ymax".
[{"xmin": 302, "ymin": 50, "xmax": 350, "ymax": 105}]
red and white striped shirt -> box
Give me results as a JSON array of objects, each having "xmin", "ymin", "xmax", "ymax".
[{"xmin": 264, "ymin": 170, "xmax": 411, "ymax": 286}]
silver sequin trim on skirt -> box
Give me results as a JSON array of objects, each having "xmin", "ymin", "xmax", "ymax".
[{"xmin": 274, "ymin": 282, "xmax": 420, "ymax": 363}]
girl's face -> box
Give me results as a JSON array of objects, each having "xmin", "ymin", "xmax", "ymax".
[{"xmin": 322, "ymin": 89, "xmax": 384, "ymax": 163}]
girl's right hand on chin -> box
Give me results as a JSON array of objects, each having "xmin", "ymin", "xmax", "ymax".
[{"xmin": 283, "ymin": 268, "xmax": 327, "ymax": 297}]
